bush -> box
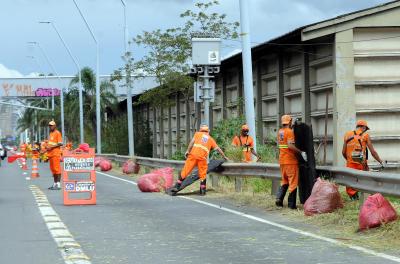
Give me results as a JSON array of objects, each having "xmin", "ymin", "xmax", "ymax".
[{"xmin": 171, "ymin": 150, "xmax": 186, "ymax": 160}]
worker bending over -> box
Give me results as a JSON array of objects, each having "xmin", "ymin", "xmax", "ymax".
[
  {"xmin": 171, "ymin": 124, "xmax": 228, "ymax": 195},
  {"xmin": 232, "ymin": 124, "xmax": 261, "ymax": 162},
  {"xmin": 342, "ymin": 120, "xmax": 384, "ymax": 200}
]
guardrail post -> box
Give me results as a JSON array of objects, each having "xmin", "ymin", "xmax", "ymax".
[
  {"xmin": 359, "ymin": 192, "xmax": 369, "ymax": 208},
  {"xmin": 235, "ymin": 177, "xmax": 243, "ymax": 192},
  {"xmin": 211, "ymin": 174, "xmax": 219, "ymax": 188},
  {"xmin": 271, "ymin": 179, "xmax": 280, "ymax": 196}
]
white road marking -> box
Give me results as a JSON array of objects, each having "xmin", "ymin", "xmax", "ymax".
[
  {"xmin": 97, "ymin": 171, "xmax": 400, "ymax": 263},
  {"xmin": 29, "ymin": 185, "xmax": 91, "ymax": 264}
]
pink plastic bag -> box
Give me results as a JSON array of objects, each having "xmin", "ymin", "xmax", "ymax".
[
  {"xmin": 99, "ymin": 159, "xmax": 112, "ymax": 171},
  {"xmin": 78, "ymin": 143, "xmax": 90, "ymax": 152},
  {"xmin": 122, "ymin": 160, "xmax": 140, "ymax": 174},
  {"xmin": 152, "ymin": 167, "xmax": 174, "ymax": 189},
  {"xmin": 137, "ymin": 173, "xmax": 164, "ymax": 192},
  {"xmin": 137, "ymin": 167, "xmax": 174, "ymax": 192},
  {"xmin": 359, "ymin": 193, "xmax": 398, "ymax": 230},
  {"xmin": 94, "ymin": 157, "xmax": 104, "ymax": 167},
  {"xmin": 304, "ymin": 178, "xmax": 344, "ymax": 216}
]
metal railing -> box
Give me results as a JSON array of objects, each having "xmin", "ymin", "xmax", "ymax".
[{"xmin": 98, "ymin": 154, "xmax": 400, "ymax": 197}]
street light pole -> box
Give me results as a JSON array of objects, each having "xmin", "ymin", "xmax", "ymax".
[
  {"xmin": 28, "ymin": 41, "xmax": 65, "ymax": 143},
  {"xmin": 39, "ymin": 21, "xmax": 85, "ymax": 144},
  {"xmin": 239, "ymin": 0, "xmax": 257, "ymax": 151},
  {"xmin": 120, "ymin": 0, "xmax": 135, "ymax": 157},
  {"xmin": 72, "ymin": 0, "xmax": 101, "ymax": 153}
]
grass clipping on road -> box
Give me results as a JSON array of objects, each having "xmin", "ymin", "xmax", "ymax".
[{"xmin": 111, "ymin": 161, "xmax": 400, "ymax": 253}]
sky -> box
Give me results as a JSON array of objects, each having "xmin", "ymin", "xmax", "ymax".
[{"xmin": 0, "ymin": 0, "xmax": 392, "ymax": 78}]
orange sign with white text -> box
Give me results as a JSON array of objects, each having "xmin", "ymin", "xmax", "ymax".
[{"xmin": 62, "ymin": 148, "xmax": 96, "ymax": 205}]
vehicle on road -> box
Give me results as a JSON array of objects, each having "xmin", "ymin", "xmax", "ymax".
[{"xmin": 0, "ymin": 144, "xmax": 7, "ymax": 160}]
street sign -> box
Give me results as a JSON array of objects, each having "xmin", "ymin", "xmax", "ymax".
[{"xmin": 192, "ymin": 38, "xmax": 221, "ymax": 65}]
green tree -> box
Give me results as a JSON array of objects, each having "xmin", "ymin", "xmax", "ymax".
[{"xmin": 68, "ymin": 67, "xmax": 117, "ymax": 145}]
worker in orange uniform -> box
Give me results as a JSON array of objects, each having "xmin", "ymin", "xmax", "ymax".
[
  {"xmin": 171, "ymin": 124, "xmax": 229, "ymax": 195},
  {"xmin": 232, "ymin": 124, "xmax": 261, "ymax": 162},
  {"xmin": 275, "ymin": 115, "xmax": 307, "ymax": 209},
  {"xmin": 31, "ymin": 142, "xmax": 40, "ymax": 160},
  {"xmin": 342, "ymin": 120, "xmax": 384, "ymax": 200},
  {"xmin": 65, "ymin": 140, "xmax": 73, "ymax": 151},
  {"xmin": 40, "ymin": 140, "xmax": 49, "ymax": 162},
  {"xmin": 20, "ymin": 142, "xmax": 27, "ymax": 154},
  {"xmin": 45, "ymin": 120, "xmax": 63, "ymax": 190}
]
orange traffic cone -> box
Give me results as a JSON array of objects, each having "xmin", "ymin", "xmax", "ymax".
[
  {"xmin": 31, "ymin": 159, "xmax": 40, "ymax": 178},
  {"xmin": 22, "ymin": 158, "xmax": 28, "ymax": 171}
]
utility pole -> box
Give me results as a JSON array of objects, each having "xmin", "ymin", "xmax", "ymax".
[
  {"xmin": 40, "ymin": 21, "xmax": 85, "ymax": 144},
  {"xmin": 28, "ymin": 41, "xmax": 66, "ymax": 143},
  {"xmin": 73, "ymin": 0, "xmax": 101, "ymax": 153},
  {"xmin": 239, "ymin": 0, "xmax": 257, "ymax": 150},
  {"xmin": 120, "ymin": 0, "xmax": 135, "ymax": 157}
]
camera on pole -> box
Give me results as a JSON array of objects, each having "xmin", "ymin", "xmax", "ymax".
[{"xmin": 191, "ymin": 36, "xmax": 221, "ymax": 126}]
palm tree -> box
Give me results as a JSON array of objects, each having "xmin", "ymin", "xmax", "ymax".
[
  {"xmin": 68, "ymin": 67, "xmax": 117, "ymax": 145},
  {"xmin": 17, "ymin": 99, "xmax": 56, "ymax": 141}
]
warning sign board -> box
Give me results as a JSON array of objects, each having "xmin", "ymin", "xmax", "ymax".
[
  {"xmin": 62, "ymin": 148, "xmax": 96, "ymax": 205},
  {"xmin": 64, "ymin": 157, "xmax": 94, "ymax": 171}
]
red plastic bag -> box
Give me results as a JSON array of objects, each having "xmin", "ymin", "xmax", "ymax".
[
  {"xmin": 359, "ymin": 193, "xmax": 398, "ymax": 230},
  {"xmin": 99, "ymin": 159, "xmax": 112, "ymax": 171},
  {"xmin": 304, "ymin": 178, "xmax": 343, "ymax": 216},
  {"xmin": 137, "ymin": 167, "xmax": 174, "ymax": 192},
  {"xmin": 137, "ymin": 173, "xmax": 164, "ymax": 192},
  {"xmin": 152, "ymin": 167, "xmax": 174, "ymax": 189},
  {"xmin": 8, "ymin": 154, "xmax": 25, "ymax": 163},
  {"xmin": 94, "ymin": 157, "xmax": 104, "ymax": 167},
  {"xmin": 78, "ymin": 143, "xmax": 90, "ymax": 152},
  {"xmin": 122, "ymin": 160, "xmax": 140, "ymax": 174}
]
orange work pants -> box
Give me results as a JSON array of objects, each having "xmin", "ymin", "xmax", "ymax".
[
  {"xmin": 242, "ymin": 151, "xmax": 252, "ymax": 162},
  {"xmin": 346, "ymin": 163, "xmax": 367, "ymax": 197},
  {"xmin": 280, "ymin": 164, "xmax": 299, "ymax": 193},
  {"xmin": 181, "ymin": 154, "xmax": 208, "ymax": 181},
  {"xmin": 49, "ymin": 156, "xmax": 61, "ymax": 175}
]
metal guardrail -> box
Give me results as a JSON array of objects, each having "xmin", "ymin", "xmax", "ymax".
[{"xmin": 98, "ymin": 154, "xmax": 400, "ymax": 197}]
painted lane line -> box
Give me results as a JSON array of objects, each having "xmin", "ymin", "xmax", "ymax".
[
  {"xmin": 29, "ymin": 185, "xmax": 91, "ymax": 264},
  {"xmin": 97, "ymin": 171, "xmax": 400, "ymax": 263}
]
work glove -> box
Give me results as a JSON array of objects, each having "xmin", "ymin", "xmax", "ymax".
[
  {"xmin": 380, "ymin": 161, "xmax": 386, "ymax": 170},
  {"xmin": 256, "ymin": 155, "xmax": 261, "ymax": 162},
  {"xmin": 184, "ymin": 151, "xmax": 189, "ymax": 159},
  {"xmin": 301, "ymin": 151, "xmax": 308, "ymax": 162}
]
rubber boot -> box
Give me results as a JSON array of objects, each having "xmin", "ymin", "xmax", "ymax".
[
  {"xmin": 275, "ymin": 184, "xmax": 289, "ymax": 207},
  {"xmin": 288, "ymin": 188, "xmax": 297, "ymax": 209},
  {"xmin": 170, "ymin": 177, "xmax": 183, "ymax": 193},
  {"xmin": 199, "ymin": 179, "xmax": 206, "ymax": 196}
]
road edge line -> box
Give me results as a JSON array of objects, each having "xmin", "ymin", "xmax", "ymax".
[
  {"xmin": 29, "ymin": 185, "xmax": 92, "ymax": 264},
  {"xmin": 97, "ymin": 171, "xmax": 400, "ymax": 263}
]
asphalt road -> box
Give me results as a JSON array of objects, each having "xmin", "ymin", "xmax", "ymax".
[{"xmin": 1, "ymin": 159, "xmax": 399, "ymax": 264}]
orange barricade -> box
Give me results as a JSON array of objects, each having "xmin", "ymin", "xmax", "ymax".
[{"xmin": 62, "ymin": 148, "xmax": 96, "ymax": 205}]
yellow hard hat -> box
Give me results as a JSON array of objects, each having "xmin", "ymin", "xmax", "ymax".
[
  {"xmin": 281, "ymin": 115, "xmax": 292, "ymax": 125},
  {"xmin": 241, "ymin": 124, "xmax": 249, "ymax": 131},
  {"xmin": 48, "ymin": 120, "xmax": 56, "ymax": 126}
]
